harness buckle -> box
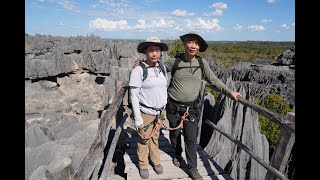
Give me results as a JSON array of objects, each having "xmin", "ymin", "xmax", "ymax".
[{"xmin": 177, "ymin": 104, "xmax": 189, "ymax": 112}]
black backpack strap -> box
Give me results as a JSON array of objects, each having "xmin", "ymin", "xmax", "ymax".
[
  {"xmin": 157, "ymin": 61, "xmax": 167, "ymax": 78},
  {"xmin": 196, "ymin": 55, "xmax": 205, "ymax": 79},
  {"xmin": 171, "ymin": 54, "xmax": 182, "ymax": 77},
  {"xmin": 139, "ymin": 61, "xmax": 148, "ymax": 81}
]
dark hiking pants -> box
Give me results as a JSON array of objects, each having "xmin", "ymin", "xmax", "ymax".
[{"xmin": 166, "ymin": 97, "xmax": 200, "ymax": 169}]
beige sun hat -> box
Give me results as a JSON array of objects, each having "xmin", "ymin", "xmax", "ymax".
[
  {"xmin": 179, "ymin": 32, "xmax": 208, "ymax": 52},
  {"xmin": 137, "ymin": 36, "xmax": 169, "ymax": 53}
]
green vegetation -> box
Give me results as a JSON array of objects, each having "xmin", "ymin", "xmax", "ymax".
[
  {"xmin": 204, "ymin": 86, "xmax": 220, "ymax": 100},
  {"xmin": 168, "ymin": 40, "xmax": 294, "ymax": 68},
  {"xmin": 168, "ymin": 40, "xmax": 185, "ymax": 57},
  {"xmin": 257, "ymin": 94, "xmax": 293, "ymax": 151}
]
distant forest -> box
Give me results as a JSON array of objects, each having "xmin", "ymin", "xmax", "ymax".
[{"xmin": 166, "ymin": 40, "xmax": 295, "ymax": 68}]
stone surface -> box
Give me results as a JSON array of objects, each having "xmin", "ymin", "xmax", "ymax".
[{"xmin": 25, "ymin": 34, "xmax": 294, "ymax": 180}]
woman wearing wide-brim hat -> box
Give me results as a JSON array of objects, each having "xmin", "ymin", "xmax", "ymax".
[{"xmin": 129, "ymin": 36, "xmax": 168, "ymax": 179}]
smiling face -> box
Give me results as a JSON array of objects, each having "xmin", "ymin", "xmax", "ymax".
[
  {"xmin": 183, "ymin": 37, "xmax": 200, "ymax": 57},
  {"xmin": 145, "ymin": 45, "xmax": 161, "ymax": 65}
]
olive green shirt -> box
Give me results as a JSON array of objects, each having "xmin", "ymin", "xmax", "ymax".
[{"xmin": 164, "ymin": 55, "xmax": 233, "ymax": 103}]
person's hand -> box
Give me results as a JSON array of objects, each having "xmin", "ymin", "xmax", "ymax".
[
  {"xmin": 138, "ymin": 127, "xmax": 144, "ymax": 134},
  {"xmin": 135, "ymin": 117, "xmax": 143, "ymax": 128},
  {"xmin": 132, "ymin": 59, "xmax": 141, "ymax": 68},
  {"xmin": 231, "ymin": 91, "xmax": 241, "ymax": 101}
]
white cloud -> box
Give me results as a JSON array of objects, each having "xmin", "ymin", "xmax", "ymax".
[
  {"xmin": 281, "ymin": 24, "xmax": 290, "ymax": 30},
  {"xmin": 132, "ymin": 18, "xmax": 176, "ymax": 32},
  {"xmin": 89, "ymin": 18, "xmax": 131, "ymax": 31},
  {"xmin": 247, "ymin": 25, "xmax": 265, "ymax": 31},
  {"xmin": 133, "ymin": 18, "xmax": 175, "ymax": 31},
  {"xmin": 292, "ymin": 22, "xmax": 295, "ymax": 26},
  {"xmin": 133, "ymin": 20, "xmax": 149, "ymax": 31},
  {"xmin": 206, "ymin": 2, "xmax": 227, "ymax": 17},
  {"xmin": 209, "ymin": 2, "xmax": 228, "ymax": 9},
  {"xmin": 261, "ymin": 18, "xmax": 272, "ymax": 24},
  {"xmin": 99, "ymin": 0, "xmax": 126, "ymax": 7},
  {"xmin": 88, "ymin": 17, "xmax": 223, "ymax": 33},
  {"xmin": 36, "ymin": 0, "xmax": 80, "ymax": 13},
  {"xmin": 57, "ymin": 0, "xmax": 80, "ymax": 13},
  {"xmin": 172, "ymin": 9, "xmax": 195, "ymax": 17},
  {"xmin": 97, "ymin": 0, "xmax": 132, "ymax": 18},
  {"xmin": 234, "ymin": 24, "xmax": 243, "ymax": 32},
  {"xmin": 153, "ymin": 19, "xmax": 176, "ymax": 29},
  {"xmin": 185, "ymin": 18, "xmax": 222, "ymax": 31},
  {"xmin": 204, "ymin": 9, "xmax": 223, "ymax": 17}
]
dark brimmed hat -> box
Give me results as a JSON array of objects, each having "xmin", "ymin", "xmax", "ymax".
[
  {"xmin": 137, "ymin": 36, "xmax": 169, "ymax": 53},
  {"xmin": 179, "ymin": 32, "xmax": 208, "ymax": 52}
]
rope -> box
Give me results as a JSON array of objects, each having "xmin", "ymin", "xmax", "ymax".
[
  {"xmin": 162, "ymin": 110, "xmax": 189, "ymax": 131},
  {"xmin": 137, "ymin": 106, "xmax": 190, "ymax": 140}
]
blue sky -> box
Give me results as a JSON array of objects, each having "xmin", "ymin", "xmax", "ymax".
[{"xmin": 25, "ymin": 0, "xmax": 295, "ymax": 41}]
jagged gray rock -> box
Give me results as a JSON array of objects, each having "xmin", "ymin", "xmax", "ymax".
[
  {"xmin": 273, "ymin": 46, "xmax": 295, "ymax": 66},
  {"xmin": 203, "ymin": 77, "xmax": 269, "ymax": 180},
  {"xmin": 25, "ymin": 34, "xmax": 171, "ymax": 81},
  {"xmin": 214, "ymin": 61, "xmax": 295, "ymax": 107}
]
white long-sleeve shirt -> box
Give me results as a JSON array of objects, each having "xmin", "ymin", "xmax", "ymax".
[{"xmin": 129, "ymin": 62, "xmax": 168, "ymax": 128}]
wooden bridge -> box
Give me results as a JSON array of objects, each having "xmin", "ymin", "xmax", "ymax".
[
  {"xmin": 46, "ymin": 81, "xmax": 295, "ymax": 180},
  {"xmin": 124, "ymin": 128, "xmax": 232, "ymax": 180}
]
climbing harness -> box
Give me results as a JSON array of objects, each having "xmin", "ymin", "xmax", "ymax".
[
  {"xmin": 137, "ymin": 105, "xmax": 191, "ymax": 140},
  {"xmin": 138, "ymin": 116, "xmax": 162, "ymax": 140},
  {"xmin": 137, "ymin": 106, "xmax": 166, "ymax": 140}
]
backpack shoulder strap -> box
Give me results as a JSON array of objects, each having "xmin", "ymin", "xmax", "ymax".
[
  {"xmin": 157, "ymin": 61, "xmax": 167, "ymax": 77},
  {"xmin": 139, "ymin": 61, "xmax": 148, "ymax": 81},
  {"xmin": 196, "ymin": 55, "xmax": 205, "ymax": 79},
  {"xmin": 171, "ymin": 54, "xmax": 182, "ymax": 77}
]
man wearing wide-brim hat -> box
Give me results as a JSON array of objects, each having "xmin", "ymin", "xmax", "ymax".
[
  {"xmin": 163, "ymin": 32, "xmax": 242, "ymax": 180},
  {"xmin": 179, "ymin": 32, "xmax": 208, "ymax": 52}
]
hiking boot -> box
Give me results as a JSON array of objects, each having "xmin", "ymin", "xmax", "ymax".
[
  {"xmin": 153, "ymin": 164, "xmax": 163, "ymax": 174},
  {"xmin": 172, "ymin": 155, "xmax": 183, "ymax": 167},
  {"xmin": 139, "ymin": 168, "xmax": 149, "ymax": 179},
  {"xmin": 187, "ymin": 168, "xmax": 203, "ymax": 180}
]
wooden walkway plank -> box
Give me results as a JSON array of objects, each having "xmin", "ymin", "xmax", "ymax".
[
  {"xmin": 125, "ymin": 160, "xmax": 225, "ymax": 176},
  {"xmin": 171, "ymin": 174, "xmax": 233, "ymax": 180},
  {"xmin": 124, "ymin": 147, "xmax": 210, "ymax": 163}
]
